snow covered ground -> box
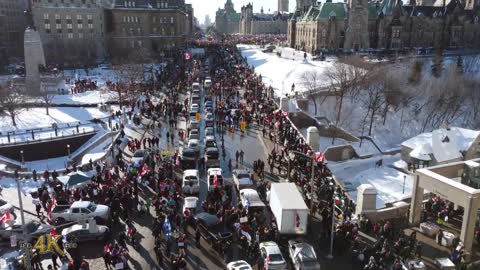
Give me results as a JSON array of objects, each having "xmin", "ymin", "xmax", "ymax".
[
  {"xmin": 238, "ymin": 45, "xmax": 336, "ymax": 97},
  {"xmin": 51, "ymin": 90, "xmax": 117, "ymax": 105},
  {"xmin": 0, "ymin": 107, "xmax": 110, "ymax": 133},
  {"xmin": 329, "ymin": 154, "xmax": 413, "ymax": 208}
]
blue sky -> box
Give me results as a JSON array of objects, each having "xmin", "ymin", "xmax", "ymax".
[{"xmin": 186, "ymin": 0, "xmax": 297, "ymax": 24}]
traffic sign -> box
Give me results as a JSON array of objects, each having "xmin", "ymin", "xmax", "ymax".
[{"xmin": 196, "ymin": 112, "xmax": 201, "ymax": 121}]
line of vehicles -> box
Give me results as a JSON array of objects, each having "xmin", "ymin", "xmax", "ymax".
[{"xmin": 179, "ymin": 70, "xmax": 320, "ymax": 269}]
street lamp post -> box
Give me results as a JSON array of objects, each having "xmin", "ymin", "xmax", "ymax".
[
  {"xmin": 20, "ymin": 150, "xmax": 24, "ymax": 166},
  {"xmin": 16, "ymin": 175, "xmax": 32, "ymax": 269},
  {"xmin": 67, "ymin": 144, "xmax": 71, "ymax": 159},
  {"xmin": 287, "ymin": 152, "xmax": 295, "ymax": 181},
  {"xmin": 403, "ymin": 175, "xmax": 407, "ymax": 194}
]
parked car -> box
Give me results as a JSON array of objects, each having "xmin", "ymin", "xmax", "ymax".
[
  {"xmin": 61, "ymin": 223, "xmax": 110, "ymax": 243},
  {"xmin": 205, "ymin": 148, "xmax": 220, "ymax": 171},
  {"xmin": 204, "ymin": 127, "xmax": 214, "ymax": 137},
  {"xmin": 204, "ymin": 136, "xmax": 217, "ymax": 148},
  {"xmin": 188, "ymin": 120, "xmax": 200, "ymax": 132},
  {"xmin": 207, "ymin": 168, "xmax": 223, "ymax": 191},
  {"xmin": 232, "ymin": 169, "xmax": 254, "ymax": 191},
  {"xmin": 190, "ymin": 104, "xmax": 199, "ymax": 113},
  {"xmin": 204, "ymin": 79, "xmax": 212, "ymax": 89},
  {"xmin": 239, "ymin": 189, "xmax": 265, "ymax": 214},
  {"xmin": 194, "ymin": 212, "xmax": 232, "ymax": 245},
  {"xmin": 182, "ymin": 169, "xmax": 200, "ymax": 195},
  {"xmin": 287, "ymin": 240, "xmax": 321, "ymax": 270},
  {"xmin": 0, "ymin": 220, "xmax": 52, "ymax": 242},
  {"xmin": 259, "ymin": 241, "xmax": 288, "ymax": 270},
  {"xmin": 51, "ymin": 201, "xmax": 110, "ymax": 225},
  {"xmin": 182, "ymin": 197, "xmax": 198, "ymax": 216},
  {"xmin": 189, "ymin": 129, "xmax": 200, "ymax": 141},
  {"xmin": 205, "ymin": 113, "xmax": 214, "ymax": 121},
  {"xmin": 227, "ymin": 260, "xmax": 253, "ymax": 270},
  {"xmin": 187, "ymin": 139, "xmax": 200, "ymax": 155},
  {"xmin": 191, "ymin": 94, "xmax": 200, "ymax": 106},
  {"xmin": 131, "ymin": 149, "xmax": 148, "ymax": 168},
  {"xmin": 180, "ymin": 148, "xmax": 197, "ymax": 170}
]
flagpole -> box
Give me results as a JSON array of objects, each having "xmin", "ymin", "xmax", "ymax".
[{"xmin": 16, "ymin": 176, "xmax": 32, "ymax": 269}]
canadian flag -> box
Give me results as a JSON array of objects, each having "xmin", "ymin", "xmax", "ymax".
[
  {"xmin": 184, "ymin": 52, "xmax": 191, "ymax": 61},
  {"xmin": 264, "ymin": 256, "xmax": 271, "ymax": 270},
  {"xmin": 104, "ymin": 244, "xmax": 111, "ymax": 254},
  {"xmin": 314, "ymin": 152, "xmax": 326, "ymax": 163},
  {"xmin": 0, "ymin": 211, "xmax": 11, "ymax": 223},
  {"xmin": 213, "ymin": 174, "xmax": 218, "ymax": 187}
]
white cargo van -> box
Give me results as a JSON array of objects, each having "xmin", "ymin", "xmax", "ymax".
[{"xmin": 269, "ymin": 183, "xmax": 308, "ymax": 235}]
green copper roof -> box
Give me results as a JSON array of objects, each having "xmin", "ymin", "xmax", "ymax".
[
  {"xmin": 302, "ymin": 6, "xmax": 321, "ymax": 21},
  {"xmin": 318, "ymin": 2, "xmax": 347, "ymax": 19},
  {"xmin": 227, "ymin": 12, "xmax": 241, "ymax": 21}
]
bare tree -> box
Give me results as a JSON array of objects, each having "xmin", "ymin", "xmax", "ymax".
[
  {"xmin": 300, "ymin": 71, "xmax": 322, "ymax": 115},
  {"xmin": 326, "ymin": 57, "xmax": 370, "ymax": 143},
  {"xmin": 38, "ymin": 84, "xmax": 55, "ymax": 115},
  {"xmin": 361, "ymin": 78, "xmax": 385, "ymax": 136},
  {"xmin": 0, "ymin": 83, "xmax": 25, "ymax": 127}
]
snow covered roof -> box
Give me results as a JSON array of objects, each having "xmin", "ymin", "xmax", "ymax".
[
  {"xmin": 402, "ymin": 127, "xmax": 480, "ymax": 163},
  {"xmin": 409, "ymin": 143, "xmax": 432, "ymax": 161},
  {"xmin": 465, "ymin": 160, "xmax": 480, "ymax": 168}
]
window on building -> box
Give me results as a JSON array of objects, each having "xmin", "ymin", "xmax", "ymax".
[
  {"xmin": 67, "ymin": 23, "xmax": 72, "ymax": 29},
  {"xmin": 130, "ymin": 40, "xmax": 135, "ymax": 48},
  {"xmin": 88, "ymin": 23, "xmax": 93, "ymax": 29},
  {"xmin": 392, "ymin": 29, "xmax": 400, "ymax": 38},
  {"xmin": 56, "ymin": 23, "xmax": 61, "ymax": 29},
  {"xmin": 43, "ymin": 14, "xmax": 49, "ymax": 20},
  {"xmin": 68, "ymin": 33, "xmax": 73, "ymax": 38},
  {"xmin": 123, "ymin": 16, "xmax": 126, "ymax": 22},
  {"xmin": 45, "ymin": 23, "xmax": 51, "ymax": 33},
  {"xmin": 78, "ymin": 24, "xmax": 83, "ymax": 29},
  {"xmin": 137, "ymin": 27, "xmax": 141, "ymax": 35},
  {"xmin": 153, "ymin": 16, "xmax": 156, "ymax": 23},
  {"xmin": 127, "ymin": 17, "xmax": 130, "ymax": 22},
  {"xmin": 170, "ymin": 17, "xmax": 174, "ymax": 24},
  {"xmin": 79, "ymin": 33, "xmax": 83, "ymax": 38},
  {"xmin": 138, "ymin": 40, "xmax": 142, "ymax": 47},
  {"xmin": 153, "ymin": 27, "xmax": 157, "ymax": 33}
]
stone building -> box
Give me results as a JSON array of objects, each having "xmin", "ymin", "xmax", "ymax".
[
  {"xmin": 239, "ymin": 4, "xmax": 289, "ymax": 35},
  {"xmin": 288, "ymin": 0, "xmax": 480, "ymax": 54},
  {"xmin": 0, "ymin": 14, "xmax": 7, "ymax": 68},
  {"xmin": 32, "ymin": 0, "xmax": 108, "ymax": 66},
  {"xmin": 215, "ymin": 0, "xmax": 240, "ymax": 34},
  {"xmin": 0, "ymin": 0, "xmax": 26, "ymax": 58},
  {"xmin": 106, "ymin": 0, "xmax": 192, "ymax": 60}
]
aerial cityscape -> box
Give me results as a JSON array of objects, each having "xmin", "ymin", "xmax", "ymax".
[{"xmin": 0, "ymin": 0, "xmax": 480, "ymax": 269}]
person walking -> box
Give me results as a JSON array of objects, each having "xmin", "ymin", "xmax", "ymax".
[{"xmin": 240, "ymin": 150, "xmax": 244, "ymax": 164}]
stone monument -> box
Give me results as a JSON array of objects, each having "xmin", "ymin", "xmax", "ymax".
[{"xmin": 23, "ymin": 8, "xmax": 45, "ymax": 94}]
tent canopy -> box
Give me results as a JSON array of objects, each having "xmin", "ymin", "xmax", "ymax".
[{"xmin": 58, "ymin": 171, "xmax": 92, "ymax": 187}]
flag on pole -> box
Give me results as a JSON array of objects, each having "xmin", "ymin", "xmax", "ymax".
[
  {"xmin": 314, "ymin": 152, "xmax": 326, "ymax": 163},
  {"xmin": 0, "ymin": 210, "xmax": 11, "ymax": 223},
  {"xmin": 213, "ymin": 174, "xmax": 218, "ymax": 187}
]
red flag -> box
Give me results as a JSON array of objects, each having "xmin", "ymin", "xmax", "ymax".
[
  {"xmin": 104, "ymin": 244, "xmax": 111, "ymax": 254},
  {"xmin": 50, "ymin": 229, "xmax": 57, "ymax": 238},
  {"xmin": 48, "ymin": 198, "xmax": 56, "ymax": 222},
  {"xmin": 184, "ymin": 52, "xmax": 191, "ymax": 61},
  {"xmin": 295, "ymin": 212, "xmax": 300, "ymax": 228},
  {"xmin": 0, "ymin": 210, "xmax": 11, "ymax": 223},
  {"xmin": 140, "ymin": 163, "xmax": 148, "ymax": 177},
  {"xmin": 213, "ymin": 174, "xmax": 218, "ymax": 187},
  {"xmin": 282, "ymin": 111, "xmax": 289, "ymax": 116},
  {"xmin": 314, "ymin": 152, "xmax": 326, "ymax": 163}
]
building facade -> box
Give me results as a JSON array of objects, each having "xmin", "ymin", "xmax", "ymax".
[
  {"xmin": 107, "ymin": 0, "xmax": 192, "ymax": 60},
  {"xmin": 0, "ymin": 0, "xmax": 26, "ymax": 58},
  {"xmin": 0, "ymin": 14, "xmax": 7, "ymax": 68},
  {"xmin": 239, "ymin": 4, "xmax": 288, "ymax": 35},
  {"xmin": 215, "ymin": 0, "xmax": 240, "ymax": 34},
  {"xmin": 32, "ymin": 0, "xmax": 107, "ymax": 66},
  {"xmin": 288, "ymin": 0, "xmax": 480, "ymax": 54}
]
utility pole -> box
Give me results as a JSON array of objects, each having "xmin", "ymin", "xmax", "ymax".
[{"xmin": 16, "ymin": 177, "xmax": 32, "ymax": 269}]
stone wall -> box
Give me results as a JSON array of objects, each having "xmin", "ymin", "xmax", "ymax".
[{"xmin": 0, "ymin": 132, "xmax": 95, "ymax": 162}]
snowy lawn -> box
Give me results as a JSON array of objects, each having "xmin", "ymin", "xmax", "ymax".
[
  {"xmin": 329, "ymin": 154, "xmax": 413, "ymax": 209},
  {"xmin": 0, "ymin": 107, "xmax": 110, "ymax": 133},
  {"xmin": 238, "ymin": 45, "xmax": 336, "ymax": 96},
  {"xmin": 51, "ymin": 90, "xmax": 117, "ymax": 105}
]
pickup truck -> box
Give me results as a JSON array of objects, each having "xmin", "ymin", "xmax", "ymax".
[{"xmin": 51, "ymin": 201, "xmax": 110, "ymax": 225}]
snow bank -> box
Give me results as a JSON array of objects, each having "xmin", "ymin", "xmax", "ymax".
[
  {"xmin": 239, "ymin": 46, "xmax": 336, "ymax": 97},
  {"xmin": 329, "ymin": 154, "xmax": 413, "ymax": 208}
]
